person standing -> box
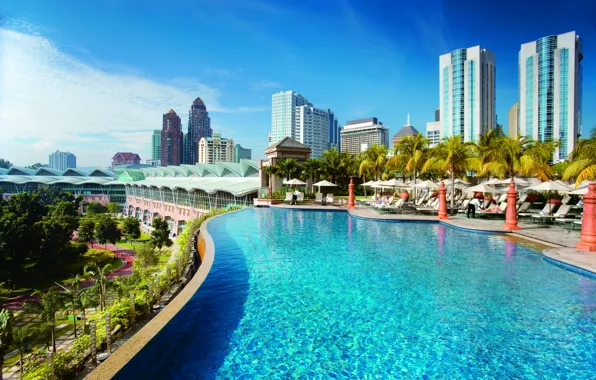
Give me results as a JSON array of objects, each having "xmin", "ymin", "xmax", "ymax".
[{"xmin": 468, "ymin": 198, "xmax": 481, "ymax": 218}]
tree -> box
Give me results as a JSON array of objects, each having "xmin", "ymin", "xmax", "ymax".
[
  {"xmin": 135, "ymin": 245, "xmax": 159, "ymax": 269},
  {"xmin": 95, "ymin": 214, "xmax": 121, "ymax": 249},
  {"xmin": 0, "ymin": 159, "xmax": 11, "ymax": 169},
  {"xmin": 12, "ymin": 324, "xmax": 39, "ymax": 378},
  {"xmin": 122, "ymin": 217, "xmax": 141, "ymax": 243},
  {"xmin": 113, "ymin": 274, "xmax": 139, "ymax": 301},
  {"xmin": 56, "ymin": 276, "xmax": 86, "ymax": 338},
  {"xmin": 0, "ymin": 308, "xmax": 13, "ymax": 380},
  {"xmin": 24, "ymin": 287, "xmax": 63, "ymax": 352},
  {"xmin": 50, "ymin": 201, "xmax": 80, "ymax": 231},
  {"xmin": 106, "ymin": 202, "xmax": 121, "ymax": 215},
  {"xmin": 388, "ymin": 134, "xmax": 428, "ymax": 191},
  {"xmin": 481, "ymin": 136, "xmax": 554, "ymax": 182},
  {"xmin": 150, "ymin": 217, "xmax": 173, "ymax": 250},
  {"xmin": 423, "ymin": 136, "xmax": 481, "ymax": 211},
  {"xmin": 78, "ymin": 218, "xmax": 96, "ymax": 247},
  {"xmin": 262, "ymin": 164, "xmax": 278, "ymax": 192},
  {"xmin": 36, "ymin": 215, "xmax": 79, "ymax": 269},
  {"xmin": 563, "ymin": 131, "xmax": 596, "ymax": 186},
  {"xmin": 276, "ymin": 158, "xmax": 299, "ymax": 185},
  {"xmin": 321, "ymin": 148, "xmax": 343, "ymax": 184},
  {"xmin": 83, "ymin": 263, "xmax": 114, "ymax": 312},
  {"xmin": 301, "ymin": 158, "xmax": 322, "ymax": 192},
  {"xmin": 86, "ymin": 201, "xmax": 107, "ymax": 215},
  {"xmin": 359, "ymin": 144, "xmax": 388, "ymax": 181}
]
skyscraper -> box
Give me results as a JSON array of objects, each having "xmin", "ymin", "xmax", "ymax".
[
  {"xmin": 508, "ymin": 102, "xmax": 519, "ymax": 139},
  {"xmin": 328, "ymin": 110, "xmax": 342, "ymax": 151},
  {"xmin": 186, "ymin": 97, "xmax": 212, "ymax": 164},
  {"xmin": 198, "ymin": 133, "xmax": 235, "ymax": 164},
  {"xmin": 295, "ymin": 105, "xmax": 329, "ymax": 158},
  {"xmin": 340, "ymin": 118, "xmax": 389, "ymax": 155},
  {"xmin": 518, "ymin": 31, "xmax": 583, "ymax": 161},
  {"xmin": 152, "ymin": 130, "xmax": 161, "ymax": 160},
  {"xmin": 49, "ymin": 151, "xmax": 76, "ymax": 171},
  {"xmin": 439, "ymin": 46, "xmax": 496, "ymax": 142},
  {"xmin": 270, "ymin": 90, "xmax": 311, "ymax": 144},
  {"xmin": 161, "ymin": 109, "xmax": 183, "ymax": 166},
  {"xmin": 235, "ymin": 144, "xmax": 252, "ymax": 162}
]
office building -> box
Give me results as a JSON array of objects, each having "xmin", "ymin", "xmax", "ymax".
[
  {"xmin": 328, "ymin": 110, "xmax": 342, "ymax": 151},
  {"xmin": 508, "ymin": 102, "xmax": 519, "ymax": 139},
  {"xmin": 49, "ymin": 151, "xmax": 76, "ymax": 171},
  {"xmin": 426, "ymin": 121, "xmax": 441, "ymax": 147},
  {"xmin": 112, "ymin": 152, "xmax": 141, "ymax": 168},
  {"xmin": 270, "ymin": 90, "xmax": 312, "ymax": 144},
  {"xmin": 152, "ymin": 130, "xmax": 161, "ymax": 160},
  {"xmin": 186, "ymin": 97, "xmax": 212, "ymax": 164},
  {"xmin": 435, "ymin": 107, "xmax": 440, "ymax": 122},
  {"xmin": 519, "ymin": 31, "xmax": 583, "ymax": 161},
  {"xmin": 198, "ymin": 133, "xmax": 235, "ymax": 164},
  {"xmin": 235, "ymin": 144, "xmax": 252, "ymax": 162},
  {"xmin": 440, "ymin": 46, "xmax": 496, "ymax": 142},
  {"xmin": 392, "ymin": 114, "xmax": 421, "ymax": 147},
  {"xmin": 161, "ymin": 109, "xmax": 183, "ymax": 166},
  {"xmin": 295, "ymin": 105, "xmax": 329, "ymax": 158},
  {"xmin": 340, "ymin": 118, "xmax": 389, "ymax": 155}
]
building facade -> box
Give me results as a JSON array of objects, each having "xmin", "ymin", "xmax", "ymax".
[
  {"xmin": 518, "ymin": 31, "xmax": 583, "ymax": 161},
  {"xmin": 295, "ymin": 105, "xmax": 329, "ymax": 158},
  {"xmin": 440, "ymin": 46, "xmax": 496, "ymax": 142},
  {"xmin": 186, "ymin": 97, "xmax": 212, "ymax": 164},
  {"xmin": 508, "ymin": 102, "xmax": 519, "ymax": 139},
  {"xmin": 392, "ymin": 114, "xmax": 421, "ymax": 147},
  {"xmin": 328, "ymin": 109, "xmax": 342, "ymax": 151},
  {"xmin": 340, "ymin": 118, "xmax": 389, "ymax": 155},
  {"xmin": 112, "ymin": 152, "xmax": 141, "ymax": 168},
  {"xmin": 161, "ymin": 109, "xmax": 183, "ymax": 166},
  {"xmin": 235, "ymin": 144, "xmax": 252, "ymax": 162},
  {"xmin": 49, "ymin": 151, "xmax": 76, "ymax": 171},
  {"xmin": 198, "ymin": 133, "xmax": 235, "ymax": 164},
  {"xmin": 426, "ymin": 121, "xmax": 441, "ymax": 147},
  {"xmin": 270, "ymin": 90, "xmax": 312, "ymax": 144},
  {"xmin": 152, "ymin": 130, "xmax": 161, "ymax": 160}
]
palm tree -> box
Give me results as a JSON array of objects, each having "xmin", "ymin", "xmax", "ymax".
[
  {"xmin": 301, "ymin": 158, "xmax": 322, "ymax": 192},
  {"xmin": 389, "ymin": 134, "xmax": 428, "ymax": 195},
  {"xmin": 24, "ymin": 287, "xmax": 63, "ymax": 353},
  {"xmin": 0, "ymin": 308, "xmax": 13, "ymax": 380},
  {"xmin": 321, "ymin": 148, "xmax": 342, "ymax": 184},
  {"xmin": 563, "ymin": 131, "xmax": 596, "ymax": 186},
  {"xmin": 113, "ymin": 274, "xmax": 139, "ymax": 301},
  {"xmin": 83, "ymin": 263, "xmax": 114, "ymax": 312},
  {"xmin": 56, "ymin": 275, "xmax": 86, "ymax": 338},
  {"xmin": 423, "ymin": 136, "xmax": 481, "ymax": 211},
  {"xmin": 481, "ymin": 136, "xmax": 554, "ymax": 182},
  {"xmin": 262, "ymin": 164, "xmax": 278, "ymax": 192},
  {"xmin": 358, "ymin": 144, "xmax": 388, "ymax": 181},
  {"xmin": 276, "ymin": 158, "xmax": 299, "ymax": 186},
  {"xmin": 13, "ymin": 324, "xmax": 39, "ymax": 378}
]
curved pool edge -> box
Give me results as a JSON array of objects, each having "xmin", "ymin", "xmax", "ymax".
[{"xmin": 86, "ymin": 212, "xmax": 224, "ymax": 380}]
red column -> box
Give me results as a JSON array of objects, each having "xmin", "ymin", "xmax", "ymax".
[
  {"xmin": 503, "ymin": 181, "xmax": 521, "ymax": 231},
  {"xmin": 348, "ymin": 178, "xmax": 355, "ymax": 209},
  {"xmin": 577, "ymin": 183, "xmax": 596, "ymax": 251},
  {"xmin": 438, "ymin": 181, "xmax": 448, "ymax": 220}
]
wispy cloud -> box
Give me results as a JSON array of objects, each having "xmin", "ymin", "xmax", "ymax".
[
  {"xmin": 250, "ymin": 80, "xmax": 282, "ymax": 91},
  {"xmin": 0, "ymin": 26, "xmax": 266, "ymax": 166}
]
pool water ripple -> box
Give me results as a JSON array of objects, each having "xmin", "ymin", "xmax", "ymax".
[{"xmin": 118, "ymin": 208, "xmax": 596, "ymax": 379}]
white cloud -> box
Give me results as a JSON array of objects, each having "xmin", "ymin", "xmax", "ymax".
[{"xmin": 0, "ymin": 27, "xmax": 265, "ymax": 166}]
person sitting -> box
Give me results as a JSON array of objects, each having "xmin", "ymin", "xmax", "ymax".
[
  {"xmin": 467, "ymin": 198, "xmax": 482, "ymax": 218},
  {"xmin": 322, "ymin": 195, "xmax": 327, "ymax": 205},
  {"xmin": 291, "ymin": 190, "xmax": 299, "ymax": 205}
]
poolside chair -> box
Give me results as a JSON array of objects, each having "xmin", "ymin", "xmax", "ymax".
[
  {"xmin": 284, "ymin": 192, "xmax": 293, "ymax": 204},
  {"xmin": 531, "ymin": 204, "xmax": 572, "ymax": 223},
  {"xmin": 482, "ymin": 199, "xmax": 493, "ymax": 209},
  {"xmin": 561, "ymin": 195, "xmax": 571, "ymax": 205},
  {"xmin": 327, "ymin": 194, "xmax": 334, "ymax": 205},
  {"xmin": 315, "ymin": 193, "xmax": 323, "ymax": 204},
  {"xmin": 517, "ymin": 202, "xmax": 532, "ymax": 213},
  {"xmin": 519, "ymin": 204, "xmax": 557, "ymax": 219},
  {"xmin": 297, "ymin": 192, "xmax": 305, "ymax": 203},
  {"xmin": 457, "ymin": 199, "xmax": 471, "ymax": 213},
  {"xmin": 479, "ymin": 202, "xmax": 507, "ymax": 218},
  {"xmin": 517, "ymin": 194, "xmax": 528, "ymax": 205},
  {"xmin": 496, "ymin": 193, "xmax": 507, "ymax": 203}
]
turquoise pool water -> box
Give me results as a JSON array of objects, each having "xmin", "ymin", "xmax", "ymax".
[{"xmin": 116, "ymin": 208, "xmax": 596, "ymax": 379}]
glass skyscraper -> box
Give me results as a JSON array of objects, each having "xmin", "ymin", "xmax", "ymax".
[
  {"xmin": 439, "ymin": 46, "xmax": 496, "ymax": 142},
  {"xmin": 518, "ymin": 31, "xmax": 583, "ymax": 162},
  {"xmin": 270, "ymin": 90, "xmax": 311, "ymax": 144},
  {"xmin": 49, "ymin": 151, "xmax": 76, "ymax": 171},
  {"xmin": 152, "ymin": 130, "xmax": 161, "ymax": 160},
  {"xmin": 186, "ymin": 97, "xmax": 212, "ymax": 164}
]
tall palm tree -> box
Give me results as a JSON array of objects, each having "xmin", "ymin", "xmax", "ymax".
[
  {"xmin": 262, "ymin": 164, "xmax": 278, "ymax": 192},
  {"xmin": 423, "ymin": 136, "xmax": 481, "ymax": 210},
  {"xmin": 276, "ymin": 158, "xmax": 299, "ymax": 185},
  {"xmin": 388, "ymin": 134, "xmax": 428, "ymax": 193},
  {"xmin": 563, "ymin": 131, "xmax": 596, "ymax": 186},
  {"xmin": 83, "ymin": 263, "xmax": 114, "ymax": 312},
  {"xmin": 56, "ymin": 275, "xmax": 86, "ymax": 338},
  {"xmin": 321, "ymin": 148, "xmax": 342, "ymax": 184},
  {"xmin": 340, "ymin": 152, "xmax": 360, "ymax": 184},
  {"xmin": 24, "ymin": 287, "xmax": 63, "ymax": 352},
  {"xmin": 482, "ymin": 136, "xmax": 554, "ymax": 182},
  {"xmin": 358, "ymin": 144, "xmax": 388, "ymax": 180},
  {"xmin": 301, "ymin": 158, "xmax": 322, "ymax": 192}
]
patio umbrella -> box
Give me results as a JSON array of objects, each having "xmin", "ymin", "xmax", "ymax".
[
  {"xmin": 570, "ymin": 187, "xmax": 588, "ymax": 195},
  {"xmin": 312, "ymin": 180, "xmax": 337, "ymax": 193},
  {"xmin": 465, "ymin": 183, "xmax": 499, "ymax": 193},
  {"xmin": 495, "ymin": 177, "xmax": 530, "ymax": 186},
  {"xmin": 412, "ymin": 180, "xmax": 439, "ymax": 189},
  {"xmin": 526, "ymin": 181, "xmax": 571, "ymax": 192},
  {"xmin": 443, "ymin": 178, "xmax": 470, "ymax": 186},
  {"xmin": 379, "ymin": 178, "xmax": 407, "ymax": 187},
  {"xmin": 283, "ymin": 178, "xmax": 306, "ymax": 186},
  {"xmin": 360, "ymin": 180, "xmax": 377, "ymax": 187}
]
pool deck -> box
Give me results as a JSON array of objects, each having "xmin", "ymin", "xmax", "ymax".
[{"xmin": 270, "ymin": 203, "xmax": 594, "ymax": 274}]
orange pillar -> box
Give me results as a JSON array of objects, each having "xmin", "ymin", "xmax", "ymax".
[
  {"xmin": 577, "ymin": 183, "xmax": 596, "ymax": 251},
  {"xmin": 438, "ymin": 181, "xmax": 448, "ymax": 220},
  {"xmin": 503, "ymin": 181, "xmax": 521, "ymax": 231},
  {"xmin": 348, "ymin": 178, "xmax": 355, "ymax": 209}
]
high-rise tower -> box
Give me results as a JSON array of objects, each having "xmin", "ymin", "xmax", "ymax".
[
  {"xmin": 439, "ymin": 46, "xmax": 496, "ymax": 142},
  {"xmin": 186, "ymin": 97, "xmax": 212, "ymax": 164},
  {"xmin": 518, "ymin": 31, "xmax": 583, "ymax": 162},
  {"xmin": 161, "ymin": 109, "xmax": 183, "ymax": 166}
]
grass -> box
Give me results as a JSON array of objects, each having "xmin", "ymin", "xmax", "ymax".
[
  {"xmin": 148, "ymin": 248, "xmax": 172, "ymax": 273},
  {"xmin": 115, "ymin": 231, "xmax": 151, "ymax": 249}
]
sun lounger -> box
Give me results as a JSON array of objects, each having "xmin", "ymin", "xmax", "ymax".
[
  {"xmin": 315, "ymin": 193, "xmax": 323, "ymax": 204},
  {"xmin": 297, "ymin": 192, "xmax": 304, "ymax": 203},
  {"xmin": 284, "ymin": 192, "xmax": 293, "ymax": 204},
  {"xmin": 519, "ymin": 204, "xmax": 552, "ymax": 218},
  {"xmin": 327, "ymin": 194, "xmax": 334, "ymax": 205},
  {"xmin": 531, "ymin": 205, "xmax": 571, "ymax": 223},
  {"xmin": 517, "ymin": 194, "xmax": 528, "ymax": 205},
  {"xmin": 517, "ymin": 202, "xmax": 531, "ymax": 213},
  {"xmin": 496, "ymin": 193, "xmax": 507, "ymax": 203},
  {"xmin": 561, "ymin": 195, "xmax": 571, "ymax": 205},
  {"xmin": 457, "ymin": 199, "xmax": 471, "ymax": 213}
]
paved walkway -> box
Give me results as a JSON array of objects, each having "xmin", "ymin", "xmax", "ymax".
[{"xmin": 543, "ymin": 247, "xmax": 596, "ymax": 274}]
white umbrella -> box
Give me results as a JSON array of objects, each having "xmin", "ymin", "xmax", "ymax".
[
  {"xmin": 283, "ymin": 178, "xmax": 306, "ymax": 186},
  {"xmin": 360, "ymin": 180, "xmax": 377, "ymax": 187},
  {"xmin": 465, "ymin": 183, "xmax": 499, "ymax": 193},
  {"xmin": 443, "ymin": 178, "xmax": 470, "ymax": 185},
  {"xmin": 412, "ymin": 180, "xmax": 439, "ymax": 189},
  {"xmin": 312, "ymin": 180, "xmax": 337, "ymax": 194},
  {"xmin": 379, "ymin": 178, "xmax": 407, "ymax": 187},
  {"xmin": 527, "ymin": 181, "xmax": 571, "ymax": 192},
  {"xmin": 570, "ymin": 187, "xmax": 588, "ymax": 195},
  {"xmin": 495, "ymin": 177, "xmax": 530, "ymax": 186}
]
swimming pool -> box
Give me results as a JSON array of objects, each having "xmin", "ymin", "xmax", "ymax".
[{"xmin": 116, "ymin": 208, "xmax": 596, "ymax": 378}]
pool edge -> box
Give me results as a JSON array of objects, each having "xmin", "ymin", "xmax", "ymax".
[{"xmin": 85, "ymin": 211, "xmax": 227, "ymax": 380}]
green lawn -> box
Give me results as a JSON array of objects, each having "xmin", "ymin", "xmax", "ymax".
[
  {"xmin": 148, "ymin": 248, "xmax": 172, "ymax": 273},
  {"xmin": 115, "ymin": 231, "xmax": 151, "ymax": 249}
]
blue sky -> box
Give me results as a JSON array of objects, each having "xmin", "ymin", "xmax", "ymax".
[{"xmin": 1, "ymin": 0, "xmax": 595, "ymax": 166}]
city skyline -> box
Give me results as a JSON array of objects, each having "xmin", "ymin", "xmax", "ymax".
[{"xmin": 1, "ymin": 0, "xmax": 595, "ymax": 166}]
